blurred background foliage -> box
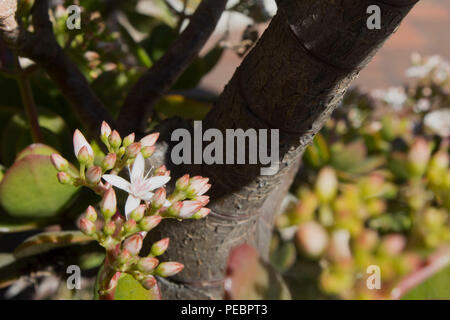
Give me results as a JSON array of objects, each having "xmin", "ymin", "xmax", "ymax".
[{"xmin": 0, "ymin": 0, "xmax": 448, "ymax": 299}]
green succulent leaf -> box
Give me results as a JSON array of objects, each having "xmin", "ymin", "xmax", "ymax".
[
  {"xmin": 14, "ymin": 231, "xmax": 93, "ymax": 259},
  {"xmin": 0, "ymin": 153, "xmax": 79, "ymax": 218}
]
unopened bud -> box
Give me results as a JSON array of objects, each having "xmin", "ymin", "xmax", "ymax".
[
  {"xmin": 141, "ymin": 275, "xmax": 157, "ymax": 289},
  {"xmin": 179, "ymin": 201, "xmax": 203, "ymax": 218},
  {"xmin": 137, "ymin": 257, "xmax": 159, "ymax": 273},
  {"xmin": 79, "ymin": 218, "xmax": 96, "ymax": 235},
  {"xmin": 118, "ymin": 249, "xmax": 131, "ymax": 265},
  {"xmin": 50, "ymin": 154, "xmax": 69, "ymax": 171},
  {"xmin": 104, "ymin": 221, "xmax": 116, "ymax": 236},
  {"xmin": 101, "ymin": 121, "xmax": 112, "ymax": 141},
  {"xmin": 124, "ymin": 219, "xmax": 137, "ymax": 233},
  {"xmin": 176, "ymin": 174, "xmax": 190, "ymax": 191},
  {"xmin": 108, "ymin": 130, "xmax": 122, "ymax": 149},
  {"xmin": 77, "ymin": 146, "xmax": 91, "ymax": 164},
  {"xmin": 192, "ymin": 208, "xmax": 211, "ymax": 220},
  {"xmin": 407, "ymin": 137, "xmax": 431, "ymax": 177},
  {"xmin": 85, "ymin": 205, "xmax": 97, "ymax": 222},
  {"xmin": 296, "ymin": 221, "xmax": 329, "ymax": 258},
  {"xmin": 102, "ymin": 153, "xmax": 117, "ymax": 171},
  {"xmin": 130, "ymin": 205, "xmax": 146, "ymax": 222},
  {"xmin": 86, "ymin": 166, "xmax": 102, "ymax": 184},
  {"xmin": 380, "ymin": 234, "xmax": 406, "ymax": 256},
  {"xmin": 196, "ymin": 195, "xmax": 210, "ymax": 206},
  {"xmin": 315, "ymin": 167, "xmax": 338, "ymax": 203},
  {"xmin": 57, "ymin": 171, "xmax": 72, "ymax": 184},
  {"xmin": 152, "ymin": 188, "xmax": 166, "ymax": 209},
  {"xmin": 141, "ymin": 146, "xmax": 155, "ymax": 158},
  {"xmin": 139, "ymin": 215, "xmax": 162, "ymax": 232},
  {"xmin": 126, "ymin": 142, "xmax": 141, "ymax": 158},
  {"xmin": 122, "ymin": 133, "xmax": 135, "ymax": 148},
  {"xmin": 327, "ymin": 229, "xmax": 352, "ymax": 262},
  {"xmin": 155, "ymin": 262, "xmax": 184, "ymax": 277},
  {"xmin": 141, "ymin": 132, "xmax": 159, "ymax": 147},
  {"xmin": 151, "ymin": 238, "xmax": 170, "ymax": 256},
  {"xmin": 187, "ymin": 176, "xmax": 209, "ymax": 196},
  {"xmin": 123, "ymin": 234, "xmax": 143, "ymax": 256},
  {"xmin": 100, "ymin": 188, "xmax": 117, "ymax": 220},
  {"xmin": 154, "ymin": 165, "xmax": 169, "ymax": 176}
]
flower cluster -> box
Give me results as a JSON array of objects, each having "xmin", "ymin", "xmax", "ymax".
[
  {"xmin": 51, "ymin": 121, "xmax": 211, "ymax": 299},
  {"xmin": 272, "ymin": 56, "xmax": 450, "ymax": 300}
]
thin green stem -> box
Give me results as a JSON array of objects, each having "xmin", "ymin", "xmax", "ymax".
[{"xmin": 14, "ymin": 57, "xmax": 43, "ymax": 143}]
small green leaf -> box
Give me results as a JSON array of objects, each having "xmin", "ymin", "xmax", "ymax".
[{"xmin": 14, "ymin": 231, "xmax": 93, "ymax": 259}]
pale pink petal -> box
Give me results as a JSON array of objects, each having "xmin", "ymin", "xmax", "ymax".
[
  {"xmin": 102, "ymin": 174, "xmax": 131, "ymax": 192},
  {"xmin": 141, "ymin": 192, "xmax": 155, "ymax": 202},
  {"xmin": 73, "ymin": 129, "xmax": 94, "ymax": 157},
  {"xmin": 163, "ymin": 200, "xmax": 172, "ymax": 208},
  {"xmin": 125, "ymin": 195, "xmax": 141, "ymax": 218},
  {"xmin": 131, "ymin": 153, "xmax": 145, "ymax": 183},
  {"xmin": 147, "ymin": 175, "xmax": 171, "ymax": 190}
]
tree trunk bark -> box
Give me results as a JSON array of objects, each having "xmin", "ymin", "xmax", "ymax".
[{"xmin": 151, "ymin": 0, "xmax": 419, "ymax": 299}]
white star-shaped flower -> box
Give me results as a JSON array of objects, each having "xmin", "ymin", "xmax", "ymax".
[{"xmin": 102, "ymin": 153, "xmax": 170, "ymax": 218}]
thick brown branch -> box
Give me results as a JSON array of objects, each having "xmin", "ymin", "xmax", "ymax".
[
  {"xmin": 116, "ymin": 0, "xmax": 227, "ymax": 135},
  {"xmin": 150, "ymin": 0, "xmax": 419, "ymax": 299},
  {"xmin": 0, "ymin": 0, "xmax": 114, "ymax": 136}
]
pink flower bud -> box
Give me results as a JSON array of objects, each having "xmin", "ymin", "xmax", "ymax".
[
  {"xmin": 154, "ymin": 165, "xmax": 170, "ymax": 176},
  {"xmin": 152, "ymin": 188, "xmax": 167, "ymax": 208},
  {"xmin": 196, "ymin": 195, "xmax": 210, "ymax": 206},
  {"xmin": 327, "ymin": 229, "xmax": 352, "ymax": 262},
  {"xmin": 79, "ymin": 218, "xmax": 96, "ymax": 235},
  {"xmin": 130, "ymin": 204, "xmax": 146, "ymax": 222},
  {"xmin": 102, "ymin": 153, "xmax": 117, "ymax": 171},
  {"xmin": 192, "ymin": 208, "xmax": 211, "ymax": 220},
  {"xmin": 57, "ymin": 171, "xmax": 71, "ymax": 184},
  {"xmin": 141, "ymin": 275, "xmax": 157, "ymax": 289},
  {"xmin": 125, "ymin": 142, "xmax": 141, "ymax": 158},
  {"xmin": 118, "ymin": 249, "xmax": 131, "ymax": 265},
  {"xmin": 167, "ymin": 201, "xmax": 183, "ymax": 217},
  {"xmin": 73, "ymin": 129, "xmax": 94, "ymax": 158},
  {"xmin": 50, "ymin": 153, "xmax": 69, "ymax": 171},
  {"xmin": 100, "ymin": 188, "xmax": 117, "ymax": 219},
  {"xmin": 138, "ymin": 257, "xmax": 159, "ymax": 273},
  {"xmin": 141, "ymin": 132, "xmax": 160, "ymax": 147},
  {"xmin": 123, "ymin": 234, "xmax": 143, "ymax": 256},
  {"xmin": 188, "ymin": 176, "xmax": 209, "ymax": 195},
  {"xmin": 86, "ymin": 166, "xmax": 102, "ymax": 184},
  {"xmin": 380, "ymin": 234, "xmax": 406, "ymax": 256},
  {"xmin": 408, "ymin": 137, "xmax": 431, "ymax": 177},
  {"xmin": 104, "ymin": 220, "xmax": 116, "ymax": 236},
  {"xmin": 124, "ymin": 219, "xmax": 137, "ymax": 233},
  {"xmin": 155, "ymin": 262, "xmax": 184, "ymax": 277},
  {"xmin": 176, "ymin": 174, "xmax": 190, "ymax": 191},
  {"xmin": 179, "ymin": 201, "xmax": 204, "ymax": 218},
  {"xmin": 295, "ymin": 221, "xmax": 329, "ymax": 258},
  {"xmin": 139, "ymin": 215, "xmax": 162, "ymax": 232},
  {"xmin": 315, "ymin": 167, "xmax": 338, "ymax": 203},
  {"xmin": 85, "ymin": 205, "xmax": 97, "ymax": 222},
  {"xmin": 101, "ymin": 121, "xmax": 112, "ymax": 139},
  {"xmin": 122, "ymin": 133, "xmax": 135, "ymax": 148},
  {"xmin": 108, "ymin": 130, "xmax": 122, "ymax": 149},
  {"xmin": 197, "ymin": 184, "xmax": 211, "ymax": 196},
  {"xmin": 355, "ymin": 229, "xmax": 379, "ymax": 251},
  {"xmin": 151, "ymin": 238, "xmax": 170, "ymax": 256},
  {"xmin": 141, "ymin": 146, "xmax": 155, "ymax": 158},
  {"xmin": 77, "ymin": 146, "xmax": 91, "ymax": 164}
]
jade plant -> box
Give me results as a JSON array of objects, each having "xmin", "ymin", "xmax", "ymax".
[{"xmin": 51, "ymin": 121, "xmax": 211, "ymax": 299}]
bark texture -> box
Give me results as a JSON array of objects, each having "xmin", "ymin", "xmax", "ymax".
[{"xmin": 150, "ymin": 0, "xmax": 419, "ymax": 299}]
